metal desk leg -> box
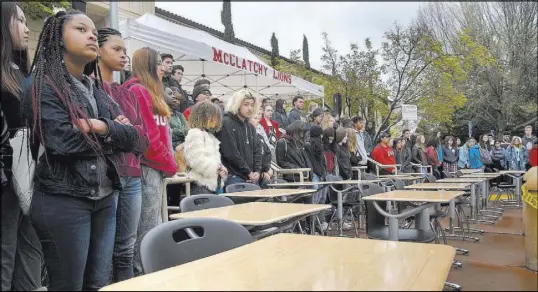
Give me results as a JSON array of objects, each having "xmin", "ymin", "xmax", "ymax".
[
  {"xmin": 337, "ymin": 190, "xmax": 344, "ymax": 237},
  {"xmin": 414, "ymin": 208, "xmax": 431, "ymax": 231},
  {"xmin": 445, "ymin": 199, "xmax": 479, "ymax": 241},
  {"xmin": 388, "ymin": 217, "xmax": 399, "ymax": 241},
  {"xmin": 162, "ymin": 181, "xmax": 169, "ymax": 223}
]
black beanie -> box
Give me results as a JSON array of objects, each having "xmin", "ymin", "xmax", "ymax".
[
  {"xmin": 311, "ymin": 108, "xmax": 323, "ymax": 118},
  {"xmin": 192, "ymin": 84, "xmax": 211, "ymax": 101}
]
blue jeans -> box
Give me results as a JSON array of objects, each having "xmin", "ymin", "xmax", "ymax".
[
  {"xmin": 30, "ymin": 190, "xmax": 118, "ymax": 291},
  {"xmin": 311, "ymin": 174, "xmax": 327, "ymax": 223},
  {"xmin": 225, "ymin": 174, "xmax": 259, "ymax": 186},
  {"xmin": 1, "ymin": 186, "xmax": 42, "ymax": 291},
  {"xmin": 112, "ymin": 177, "xmax": 142, "ymax": 282}
]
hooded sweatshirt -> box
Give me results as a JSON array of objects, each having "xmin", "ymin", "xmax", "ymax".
[
  {"xmin": 218, "ymin": 113, "xmax": 262, "ymax": 180},
  {"xmin": 468, "ymin": 145, "xmax": 483, "ymax": 169},
  {"xmin": 123, "ymin": 77, "xmax": 177, "ymax": 176}
]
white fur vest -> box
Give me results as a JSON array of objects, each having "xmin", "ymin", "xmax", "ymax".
[{"xmin": 183, "ymin": 128, "xmax": 222, "ymax": 191}]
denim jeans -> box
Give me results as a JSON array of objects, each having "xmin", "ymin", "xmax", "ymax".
[
  {"xmin": 112, "ymin": 177, "xmax": 142, "ymax": 282},
  {"xmin": 1, "ymin": 186, "xmax": 42, "ymax": 291},
  {"xmin": 133, "ymin": 166, "xmax": 164, "ymax": 276},
  {"xmin": 311, "ymin": 174, "xmax": 327, "ymax": 224},
  {"xmin": 30, "ymin": 190, "xmax": 118, "ymax": 291},
  {"xmin": 225, "ymin": 174, "xmax": 248, "ymax": 186}
]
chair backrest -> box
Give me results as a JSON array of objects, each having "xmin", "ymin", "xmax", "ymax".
[
  {"xmin": 225, "ymin": 183, "xmax": 262, "ymax": 193},
  {"xmin": 180, "ymin": 194, "xmax": 234, "ymax": 212},
  {"xmin": 140, "ymin": 218, "xmax": 253, "ymax": 274},
  {"xmin": 392, "ymin": 179, "xmax": 406, "ymax": 190},
  {"xmin": 359, "ymin": 183, "xmax": 386, "ymax": 234},
  {"xmin": 425, "ymin": 174, "xmax": 437, "ymax": 183},
  {"xmin": 443, "ymin": 171, "xmax": 455, "ymax": 178},
  {"xmin": 361, "ymin": 172, "xmax": 378, "ymax": 180},
  {"xmin": 456, "ymin": 170, "xmax": 464, "ymax": 177}
]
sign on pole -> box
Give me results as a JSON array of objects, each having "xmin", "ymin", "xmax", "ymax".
[{"xmin": 402, "ymin": 105, "xmax": 418, "ymax": 121}]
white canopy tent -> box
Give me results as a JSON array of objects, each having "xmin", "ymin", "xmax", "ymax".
[{"xmin": 119, "ymin": 13, "xmax": 324, "ymax": 102}]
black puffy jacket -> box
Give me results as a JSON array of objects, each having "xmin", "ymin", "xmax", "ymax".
[
  {"xmin": 276, "ymin": 136, "xmax": 313, "ymax": 182},
  {"xmin": 305, "ymin": 136, "xmax": 327, "ymax": 179},
  {"xmin": 22, "ymin": 77, "xmax": 140, "ymax": 198},
  {"xmin": 335, "ymin": 144, "xmax": 352, "ymax": 180},
  {"xmin": 218, "ymin": 113, "xmax": 262, "ymax": 180}
]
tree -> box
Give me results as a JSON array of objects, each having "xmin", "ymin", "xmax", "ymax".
[
  {"xmin": 270, "ymin": 32, "xmax": 279, "ymax": 68},
  {"xmin": 303, "ymin": 34, "xmax": 310, "ymax": 69},
  {"xmin": 221, "ymin": 0, "xmax": 235, "ymax": 43},
  {"xmin": 289, "ymin": 49, "xmax": 302, "ymax": 63},
  {"xmin": 418, "ymin": 2, "xmax": 538, "ymax": 137},
  {"xmin": 18, "ymin": 1, "xmax": 70, "ymax": 20}
]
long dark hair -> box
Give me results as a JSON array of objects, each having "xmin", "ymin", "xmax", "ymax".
[
  {"xmin": 323, "ymin": 127, "xmax": 335, "ymax": 152},
  {"xmin": 1, "ymin": 2, "xmax": 30, "ymax": 98},
  {"xmin": 275, "ymin": 99, "xmax": 286, "ymax": 114},
  {"xmin": 30, "ymin": 10, "xmax": 104, "ymax": 152}
]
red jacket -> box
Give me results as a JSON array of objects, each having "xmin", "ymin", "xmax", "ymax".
[
  {"xmin": 530, "ymin": 147, "xmax": 538, "ymax": 167},
  {"xmin": 103, "ymin": 82, "xmax": 149, "ymax": 177},
  {"xmin": 425, "ymin": 146, "xmax": 441, "ymax": 166},
  {"xmin": 259, "ymin": 117, "xmax": 280, "ymax": 139},
  {"xmin": 371, "ymin": 143, "xmax": 396, "ymax": 172},
  {"xmin": 183, "ymin": 106, "xmax": 192, "ymax": 121},
  {"xmin": 123, "ymin": 77, "xmax": 177, "ymax": 177}
]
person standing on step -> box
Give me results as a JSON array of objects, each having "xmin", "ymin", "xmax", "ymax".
[{"xmin": 287, "ymin": 95, "xmax": 306, "ymax": 124}]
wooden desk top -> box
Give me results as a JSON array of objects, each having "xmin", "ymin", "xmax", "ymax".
[
  {"xmin": 379, "ymin": 174, "xmax": 421, "ymax": 178},
  {"xmin": 164, "ymin": 175, "xmax": 194, "ymax": 184},
  {"xmin": 499, "ymin": 170, "xmax": 526, "ymax": 175},
  {"xmin": 352, "ymin": 166, "xmax": 368, "ymax": 170},
  {"xmin": 363, "ymin": 190, "xmax": 465, "ymax": 203},
  {"xmin": 461, "ymin": 174, "xmax": 501, "ymax": 179},
  {"xmin": 169, "ymin": 202, "xmax": 330, "ymax": 226},
  {"xmin": 267, "ymin": 179, "xmax": 385, "ymax": 187},
  {"xmin": 459, "ymin": 169, "xmax": 482, "ymax": 174},
  {"xmin": 404, "ymin": 182, "xmax": 471, "ymax": 190},
  {"xmin": 382, "ymin": 176, "xmax": 423, "ymax": 181},
  {"xmin": 100, "ymin": 233, "xmax": 455, "ymax": 291},
  {"xmin": 223, "ymin": 188, "xmax": 315, "ymax": 198},
  {"xmin": 437, "ymin": 178, "xmax": 487, "ymax": 183}
]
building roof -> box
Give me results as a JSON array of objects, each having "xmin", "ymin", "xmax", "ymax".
[{"xmin": 155, "ymin": 6, "xmax": 327, "ymax": 77}]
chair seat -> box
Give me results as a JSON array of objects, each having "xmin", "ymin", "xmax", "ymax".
[
  {"xmin": 497, "ymin": 184, "xmax": 515, "ymax": 188},
  {"xmin": 367, "ymin": 227, "xmax": 437, "ymax": 243}
]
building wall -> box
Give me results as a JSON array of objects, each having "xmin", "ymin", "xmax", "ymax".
[{"xmin": 26, "ymin": 1, "xmax": 155, "ymax": 62}]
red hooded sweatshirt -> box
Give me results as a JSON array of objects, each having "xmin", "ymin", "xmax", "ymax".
[
  {"xmin": 530, "ymin": 147, "xmax": 538, "ymax": 167},
  {"xmin": 371, "ymin": 143, "xmax": 396, "ymax": 172},
  {"xmin": 123, "ymin": 77, "xmax": 177, "ymax": 177}
]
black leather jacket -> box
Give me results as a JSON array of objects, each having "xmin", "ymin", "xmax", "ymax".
[
  {"xmin": 22, "ymin": 78, "xmax": 140, "ymax": 198},
  {"xmin": 0, "ymin": 104, "xmax": 12, "ymax": 187}
]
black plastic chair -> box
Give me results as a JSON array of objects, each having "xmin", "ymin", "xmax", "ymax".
[
  {"xmin": 140, "ymin": 218, "xmax": 253, "ymax": 274},
  {"xmin": 361, "ymin": 172, "xmax": 378, "ymax": 180},
  {"xmin": 180, "ymin": 194, "xmax": 234, "ymax": 212},
  {"xmin": 443, "ymin": 171, "xmax": 455, "ymax": 178},
  {"xmin": 425, "ymin": 174, "xmax": 437, "ymax": 183},
  {"xmin": 456, "ymin": 170, "xmax": 464, "ymax": 177},
  {"xmin": 362, "ymin": 183, "xmax": 437, "ymax": 243}
]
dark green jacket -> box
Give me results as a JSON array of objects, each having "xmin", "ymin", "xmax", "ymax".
[{"xmin": 170, "ymin": 109, "xmax": 189, "ymax": 149}]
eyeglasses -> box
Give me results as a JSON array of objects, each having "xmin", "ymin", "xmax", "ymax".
[{"xmin": 201, "ymin": 90, "xmax": 212, "ymax": 96}]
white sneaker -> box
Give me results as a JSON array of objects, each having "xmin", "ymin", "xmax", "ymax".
[
  {"xmin": 321, "ymin": 222, "xmax": 329, "ymax": 231},
  {"xmin": 343, "ymin": 222, "xmax": 352, "ymax": 230}
]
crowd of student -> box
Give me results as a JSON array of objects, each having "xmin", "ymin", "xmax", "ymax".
[{"xmin": 1, "ymin": 5, "xmax": 538, "ymax": 291}]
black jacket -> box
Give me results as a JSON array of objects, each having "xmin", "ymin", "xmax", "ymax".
[
  {"xmin": 258, "ymin": 134, "xmax": 272, "ymax": 173},
  {"xmin": 22, "ymin": 77, "xmax": 140, "ymax": 198},
  {"xmin": 272, "ymin": 110, "xmax": 289, "ymax": 131},
  {"xmin": 395, "ymin": 147, "xmax": 412, "ymax": 173},
  {"xmin": 0, "ymin": 105, "xmax": 12, "ymax": 187},
  {"xmin": 276, "ymin": 136, "xmax": 313, "ymax": 182},
  {"xmin": 442, "ymin": 146, "xmax": 459, "ymax": 164},
  {"xmin": 305, "ymin": 136, "xmax": 327, "ymax": 179},
  {"xmin": 411, "ymin": 146, "xmax": 427, "ymax": 171},
  {"xmin": 335, "ymin": 144, "xmax": 352, "ymax": 180},
  {"xmin": 218, "ymin": 113, "xmax": 262, "ymax": 180}
]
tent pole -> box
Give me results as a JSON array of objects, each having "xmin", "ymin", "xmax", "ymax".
[{"xmin": 109, "ymin": 1, "xmax": 120, "ymax": 83}]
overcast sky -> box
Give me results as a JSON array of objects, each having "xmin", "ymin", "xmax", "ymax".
[{"xmin": 155, "ymin": 1, "xmax": 422, "ymax": 73}]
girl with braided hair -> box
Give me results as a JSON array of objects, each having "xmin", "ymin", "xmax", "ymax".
[
  {"xmin": 123, "ymin": 47, "xmax": 177, "ymax": 276},
  {"xmin": 1, "ymin": 3, "xmax": 43, "ymax": 291},
  {"xmin": 84, "ymin": 27, "xmax": 150, "ymax": 282},
  {"xmin": 21, "ymin": 10, "xmax": 140, "ymax": 290}
]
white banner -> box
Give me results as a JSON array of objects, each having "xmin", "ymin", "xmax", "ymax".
[{"xmin": 402, "ymin": 104, "xmax": 418, "ymax": 121}]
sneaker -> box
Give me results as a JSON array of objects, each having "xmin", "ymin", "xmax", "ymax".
[{"xmin": 321, "ymin": 222, "xmax": 329, "ymax": 231}]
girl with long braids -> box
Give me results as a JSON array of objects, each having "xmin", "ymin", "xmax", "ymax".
[
  {"xmin": 84, "ymin": 27, "xmax": 150, "ymax": 282},
  {"xmin": 123, "ymin": 47, "xmax": 177, "ymax": 276},
  {"xmin": 21, "ymin": 10, "xmax": 140, "ymax": 290},
  {"xmin": 1, "ymin": 2, "xmax": 42, "ymax": 291}
]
